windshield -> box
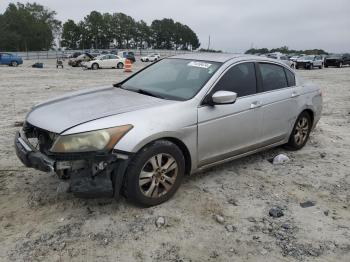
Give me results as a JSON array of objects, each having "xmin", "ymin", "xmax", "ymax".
[{"xmin": 121, "ymin": 58, "xmax": 221, "ymax": 101}]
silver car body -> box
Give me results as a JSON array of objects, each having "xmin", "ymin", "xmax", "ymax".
[{"xmin": 25, "ymin": 53, "xmax": 322, "ymax": 173}]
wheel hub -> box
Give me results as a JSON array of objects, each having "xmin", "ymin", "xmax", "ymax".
[{"xmin": 139, "ymin": 153, "xmax": 178, "ymax": 198}]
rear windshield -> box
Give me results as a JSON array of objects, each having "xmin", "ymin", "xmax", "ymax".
[{"xmin": 121, "ymin": 58, "xmax": 222, "ymax": 101}]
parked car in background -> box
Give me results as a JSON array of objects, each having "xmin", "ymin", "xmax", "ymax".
[
  {"xmin": 290, "ymin": 55, "xmax": 300, "ymax": 62},
  {"xmin": 82, "ymin": 54, "xmax": 125, "ymax": 70},
  {"xmin": 295, "ymin": 55, "xmax": 323, "ymax": 69},
  {"xmin": 68, "ymin": 53, "xmax": 94, "ymax": 67},
  {"xmin": 0, "ymin": 53, "xmax": 23, "ymax": 67},
  {"xmin": 266, "ymin": 53, "xmax": 294, "ymax": 68},
  {"xmin": 118, "ymin": 51, "xmax": 136, "ymax": 63},
  {"xmin": 69, "ymin": 52, "xmax": 82, "ymax": 59},
  {"xmin": 324, "ymin": 54, "xmax": 350, "ymax": 68},
  {"xmin": 141, "ymin": 53, "xmax": 161, "ymax": 62},
  {"xmin": 14, "ymin": 53, "xmax": 322, "ymax": 206}
]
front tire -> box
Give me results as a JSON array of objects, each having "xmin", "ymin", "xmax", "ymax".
[
  {"xmin": 285, "ymin": 112, "xmax": 312, "ymax": 150},
  {"xmin": 338, "ymin": 62, "xmax": 343, "ymax": 68},
  {"xmin": 308, "ymin": 63, "xmax": 313, "ymax": 70},
  {"xmin": 117, "ymin": 62, "xmax": 124, "ymax": 69},
  {"xmin": 124, "ymin": 140, "xmax": 185, "ymax": 206},
  {"xmin": 11, "ymin": 61, "xmax": 18, "ymax": 67}
]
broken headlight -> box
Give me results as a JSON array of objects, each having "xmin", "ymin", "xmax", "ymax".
[{"xmin": 50, "ymin": 125, "xmax": 133, "ymax": 153}]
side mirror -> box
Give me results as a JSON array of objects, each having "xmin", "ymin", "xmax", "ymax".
[{"xmin": 211, "ymin": 91, "xmax": 237, "ymax": 105}]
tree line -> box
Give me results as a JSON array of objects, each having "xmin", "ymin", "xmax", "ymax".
[
  {"xmin": 245, "ymin": 46, "xmax": 328, "ymax": 55},
  {"xmin": 0, "ymin": 2, "xmax": 61, "ymax": 51},
  {"xmin": 61, "ymin": 12, "xmax": 200, "ymax": 50},
  {"xmin": 0, "ymin": 2, "xmax": 200, "ymax": 51}
]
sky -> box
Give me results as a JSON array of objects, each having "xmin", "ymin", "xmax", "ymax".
[{"xmin": 1, "ymin": 0, "xmax": 349, "ymax": 53}]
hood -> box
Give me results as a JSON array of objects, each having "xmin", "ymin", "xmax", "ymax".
[{"xmin": 26, "ymin": 86, "xmax": 172, "ymax": 134}]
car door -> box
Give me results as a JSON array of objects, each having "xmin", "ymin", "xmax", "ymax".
[
  {"xmin": 256, "ymin": 62, "xmax": 298, "ymax": 146},
  {"xmin": 197, "ymin": 62, "xmax": 262, "ymax": 166},
  {"xmin": 344, "ymin": 54, "xmax": 350, "ymax": 65},
  {"xmin": 1, "ymin": 54, "xmax": 10, "ymax": 65},
  {"xmin": 99, "ymin": 55, "xmax": 108, "ymax": 68},
  {"xmin": 314, "ymin": 55, "xmax": 322, "ymax": 66},
  {"xmin": 107, "ymin": 55, "xmax": 117, "ymax": 68}
]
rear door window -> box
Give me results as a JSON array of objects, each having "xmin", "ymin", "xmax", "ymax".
[
  {"xmin": 259, "ymin": 63, "xmax": 288, "ymax": 91},
  {"xmin": 284, "ymin": 69, "xmax": 296, "ymax": 87},
  {"xmin": 212, "ymin": 62, "xmax": 257, "ymax": 97}
]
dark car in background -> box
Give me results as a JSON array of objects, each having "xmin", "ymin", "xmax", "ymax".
[
  {"xmin": 69, "ymin": 52, "xmax": 82, "ymax": 59},
  {"xmin": 324, "ymin": 54, "xmax": 350, "ymax": 68},
  {"xmin": 0, "ymin": 53, "xmax": 23, "ymax": 67},
  {"xmin": 68, "ymin": 53, "xmax": 94, "ymax": 67}
]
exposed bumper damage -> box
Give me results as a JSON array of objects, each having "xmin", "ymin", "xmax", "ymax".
[{"xmin": 14, "ymin": 128, "xmax": 130, "ymax": 198}]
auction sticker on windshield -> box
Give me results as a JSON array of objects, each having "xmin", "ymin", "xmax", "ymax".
[{"xmin": 187, "ymin": 61, "xmax": 212, "ymax": 69}]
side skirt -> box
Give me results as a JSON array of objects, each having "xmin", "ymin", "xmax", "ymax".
[{"xmin": 194, "ymin": 140, "xmax": 286, "ymax": 173}]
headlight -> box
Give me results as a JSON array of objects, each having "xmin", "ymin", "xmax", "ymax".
[{"xmin": 50, "ymin": 125, "xmax": 133, "ymax": 153}]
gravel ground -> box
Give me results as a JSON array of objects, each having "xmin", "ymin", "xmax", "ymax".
[{"xmin": 0, "ymin": 59, "xmax": 349, "ymax": 261}]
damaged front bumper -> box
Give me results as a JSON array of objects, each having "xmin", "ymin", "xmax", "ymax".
[{"xmin": 14, "ymin": 130, "xmax": 131, "ymax": 198}]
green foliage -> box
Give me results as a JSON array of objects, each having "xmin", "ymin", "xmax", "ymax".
[
  {"xmin": 61, "ymin": 11, "xmax": 200, "ymax": 50},
  {"xmin": 0, "ymin": 2, "xmax": 61, "ymax": 51},
  {"xmin": 198, "ymin": 48, "xmax": 222, "ymax": 53},
  {"xmin": 0, "ymin": 2, "xmax": 200, "ymax": 51},
  {"xmin": 245, "ymin": 46, "xmax": 328, "ymax": 55}
]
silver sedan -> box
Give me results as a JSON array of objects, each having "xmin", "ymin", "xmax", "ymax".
[{"xmin": 14, "ymin": 53, "xmax": 322, "ymax": 206}]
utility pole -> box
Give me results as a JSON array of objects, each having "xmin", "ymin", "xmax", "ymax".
[{"xmin": 207, "ymin": 35, "xmax": 211, "ymax": 51}]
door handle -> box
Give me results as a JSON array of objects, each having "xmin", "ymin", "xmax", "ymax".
[
  {"xmin": 250, "ymin": 101, "xmax": 262, "ymax": 109},
  {"xmin": 291, "ymin": 91, "xmax": 300, "ymax": 97}
]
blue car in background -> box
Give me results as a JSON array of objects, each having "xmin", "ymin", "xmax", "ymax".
[{"xmin": 0, "ymin": 53, "xmax": 23, "ymax": 67}]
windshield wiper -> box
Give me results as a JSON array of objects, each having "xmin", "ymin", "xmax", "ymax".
[
  {"xmin": 113, "ymin": 82, "xmax": 123, "ymax": 88},
  {"xmin": 135, "ymin": 89, "xmax": 165, "ymax": 99}
]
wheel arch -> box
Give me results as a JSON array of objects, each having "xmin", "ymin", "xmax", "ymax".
[
  {"xmin": 132, "ymin": 136, "xmax": 192, "ymax": 175},
  {"xmin": 302, "ymin": 108, "xmax": 314, "ymax": 126}
]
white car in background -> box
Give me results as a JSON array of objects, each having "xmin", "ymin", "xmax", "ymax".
[
  {"xmin": 140, "ymin": 53, "xmax": 161, "ymax": 62},
  {"xmin": 290, "ymin": 56, "xmax": 300, "ymax": 62},
  {"xmin": 295, "ymin": 55, "xmax": 324, "ymax": 70},
  {"xmin": 266, "ymin": 53, "xmax": 294, "ymax": 68},
  {"xmin": 82, "ymin": 54, "xmax": 125, "ymax": 70}
]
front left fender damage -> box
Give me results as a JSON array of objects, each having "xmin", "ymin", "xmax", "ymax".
[{"xmin": 15, "ymin": 129, "xmax": 131, "ymax": 198}]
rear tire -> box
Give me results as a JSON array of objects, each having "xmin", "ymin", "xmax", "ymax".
[
  {"xmin": 92, "ymin": 63, "xmax": 99, "ymax": 70},
  {"xmin": 308, "ymin": 63, "xmax": 313, "ymax": 70},
  {"xmin": 124, "ymin": 140, "xmax": 185, "ymax": 206},
  {"xmin": 284, "ymin": 111, "xmax": 312, "ymax": 150},
  {"xmin": 319, "ymin": 63, "xmax": 323, "ymax": 69}
]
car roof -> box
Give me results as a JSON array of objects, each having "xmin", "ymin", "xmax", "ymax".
[{"xmin": 169, "ymin": 53, "xmax": 284, "ymax": 64}]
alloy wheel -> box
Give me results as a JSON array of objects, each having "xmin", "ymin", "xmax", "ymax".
[
  {"xmin": 139, "ymin": 153, "xmax": 178, "ymax": 198},
  {"xmin": 294, "ymin": 117, "xmax": 309, "ymax": 145}
]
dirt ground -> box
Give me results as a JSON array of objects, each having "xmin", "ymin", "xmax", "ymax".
[{"xmin": 0, "ymin": 59, "xmax": 349, "ymax": 262}]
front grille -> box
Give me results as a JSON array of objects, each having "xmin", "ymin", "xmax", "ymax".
[{"xmin": 23, "ymin": 122, "xmax": 58, "ymax": 154}]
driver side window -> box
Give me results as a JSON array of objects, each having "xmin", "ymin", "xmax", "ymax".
[{"xmin": 212, "ymin": 62, "xmax": 257, "ymax": 97}]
